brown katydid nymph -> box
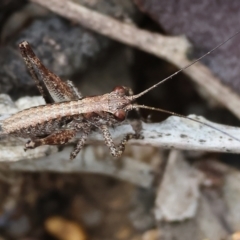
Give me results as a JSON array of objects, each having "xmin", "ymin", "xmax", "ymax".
[{"xmin": 1, "ymin": 32, "xmax": 240, "ymax": 160}]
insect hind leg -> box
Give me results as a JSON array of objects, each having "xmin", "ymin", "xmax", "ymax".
[
  {"xmin": 24, "ymin": 129, "xmax": 76, "ymax": 150},
  {"xmin": 66, "ymin": 80, "xmax": 82, "ymax": 99}
]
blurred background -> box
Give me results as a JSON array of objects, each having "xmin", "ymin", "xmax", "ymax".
[{"xmin": 1, "ymin": 0, "xmax": 240, "ymax": 239}]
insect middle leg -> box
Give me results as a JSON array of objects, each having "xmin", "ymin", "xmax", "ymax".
[
  {"xmin": 24, "ymin": 129, "xmax": 76, "ymax": 150},
  {"xmin": 98, "ymin": 124, "xmax": 137, "ymax": 158},
  {"xmin": 70, "ymin": 123, "xmax": 91, "ymax": 160}
]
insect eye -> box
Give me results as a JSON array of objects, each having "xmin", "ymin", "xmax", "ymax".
[
  {"xmin": 114, "ymin": 109, "xmax": 126, "ymax": 121},
  {"xmin": 113, "ymin": 86, "xmax": 127, "ymax": 96}
]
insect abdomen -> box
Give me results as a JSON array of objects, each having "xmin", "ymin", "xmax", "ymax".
[{"xmin": 1, "ymin": 97, "xmax": 108, "ymax": 136}]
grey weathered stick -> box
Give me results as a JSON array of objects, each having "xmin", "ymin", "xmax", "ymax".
[
  {"xmin": 1, "ymin": 146, "xmax": 154, "ymax": 188},
  {"xmin": 30, "ymin": 0, "xmax": 240, "ymax": 119}
]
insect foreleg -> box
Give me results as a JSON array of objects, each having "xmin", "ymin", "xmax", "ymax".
[{"xmin": 98, "ymin": 124, "xmax": 137, "ymax": 158}]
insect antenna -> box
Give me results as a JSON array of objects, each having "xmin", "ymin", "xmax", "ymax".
[
  {"xmin": 132, "ymin": 104, "xmax": 240, "ymax": 143},
  {"xmin": 132, "ymin": 30, "xmax": 240, "ymax": 100},
  {"xmin": 127, "ymin": 31, "xmax": 240, "ymax": 143}
]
